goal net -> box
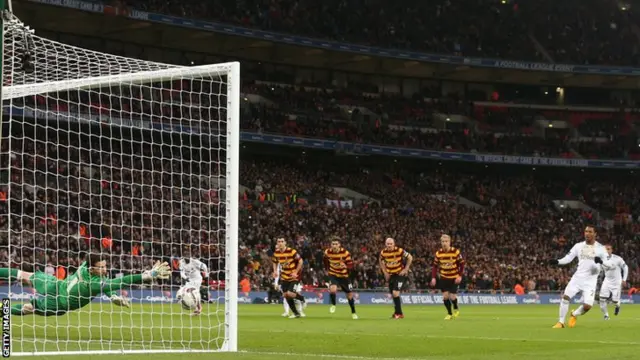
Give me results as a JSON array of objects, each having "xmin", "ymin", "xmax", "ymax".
[{"xmin": 0, "ymin": 12, "xmax": 239, "ymax": 355}]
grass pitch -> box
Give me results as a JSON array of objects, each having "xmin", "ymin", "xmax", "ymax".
[{"xmin": 9, "ymin": 303, "xmax": 640, "ymax": 359}]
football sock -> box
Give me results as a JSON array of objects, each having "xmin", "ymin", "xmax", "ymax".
[
  {"xmin": 599, "ymin": 300, "xmax": 608, "ymax": 316},
  {"xmin": 452, "ymin": 298, "xmax": 459, "ymax": 310},
  {"xmin": 393, "ymin": 296, "xmax": 402, "ymax": 315},
  {"xmin": 348, "ymin": 298, "xmax": 356, "ymax": 314},
  {"xmin": 444, "ymin": 299, "xmax": 453, "ymax": 315},
  {"xmin": 286, "ymin": 298, "xmax": 299, "ymax": 315},
  {"xmin": 0, "ymin": 268, "xmax": 20, "ymax": 281},
  {"xmin": 572, "ymin": 305, "xmax": 585, "ymax": 317},
  {"xmin": 330, "ymin": 293, "xmax": 337, "ymax": 306},
  {"xmin": 283, "ymin": 299, "xmax": 290, "ymax": 313},
  {"xmin": 559, "ymin": 299, "xmax": 570, "ymax": 323},
  {"xmin": 295, "ymin": 294, "xmax": 306, "ymax": 303}
]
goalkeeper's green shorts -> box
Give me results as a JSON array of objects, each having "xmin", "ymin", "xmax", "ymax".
[{"xmin": 28, "ymin": 272, "xmax": 68, "ymax": 316}]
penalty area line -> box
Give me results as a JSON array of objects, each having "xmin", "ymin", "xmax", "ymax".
[{"xmin": 241, "ymin": 350, "xmax": 433, "ymax": 360}]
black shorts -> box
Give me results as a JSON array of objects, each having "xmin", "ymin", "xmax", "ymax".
[
  {"xmin": 388, "ymin": 275, "xmax": 407, "ymax": 293},
  {"xmin": 438, "ymin": 278, "xmax": 458, "ymax": 294},
  {"xmin": 280, "ymin": 280, "xmax": 299, "ymax": 294},
  {"xmin": 329, "ymin": 276, "xmax": 352, "ymax": 293}
]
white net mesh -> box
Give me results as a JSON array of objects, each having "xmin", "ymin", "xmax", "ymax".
[
  {"xmin": 2, "ymin": 13, "xmax": 178, "ymax": 98},
  {"xmin": 0, "ymin": 14, "xmax": 239, "ymax": 355}
]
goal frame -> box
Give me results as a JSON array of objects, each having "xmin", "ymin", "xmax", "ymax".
[{"xmin": 1, "ymin": 10, "xmax": 240, "ymax": 352}]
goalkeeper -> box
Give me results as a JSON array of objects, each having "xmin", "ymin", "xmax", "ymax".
[{"xmin": 0, "ymin": 254, "xmax": 171, "ymax": 316}]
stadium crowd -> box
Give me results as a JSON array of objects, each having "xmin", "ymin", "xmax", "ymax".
[
  {"xmin": 238, "ymin": 158, "xmax": 640, "ymax": 293},
  {"xmin": 241, "ymin": 81, "xmax": 640, "ymax": 160},
  {"xmin": 0, "ymin": 0, "xmax": 638, "ymax": 297},
  {"xmin": 1, "ymin": 123, "xmax": 638, "ymax": 295},
  {"xmin": 117, "ymin": 0, "xmax": 640, "ymax": 65}
]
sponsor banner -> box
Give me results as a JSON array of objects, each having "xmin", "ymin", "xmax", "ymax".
[
  {"xmin": 6, "ymin": 106, "xmax": 640, "ymax": 169},
  {"xmin": 128, "ymin": 9, "xmax": 150, "ymax": 21},
  {"xmin": 26, "ymin": 0, "xmax": 640, "ymax": 75},
  {"xmin": 1, "ymin": 286, "xmax": 637, "ymax": 305},
  {"xmin": 243, "ymin": 133, "xmax": 640, "ymax": 169},
  {"xmin": 6, "ymin": 106, "xmax": 640, "ymax": 168},
  {"xmin": 28, "ymin": 0, "xmax": 104, "ymax": 13}
]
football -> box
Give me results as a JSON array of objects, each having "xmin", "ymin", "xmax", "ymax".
[{"xmin": 176, "ymin": 285, "xmax": 201, "ymax": 310}]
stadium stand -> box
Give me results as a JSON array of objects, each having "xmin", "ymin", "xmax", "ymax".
[
  {"xmin": 1, "ymin": 0, "xmax": 638, "ymax": 298},
  {"xmin": 2, "ymin": 123, "xmax": 638, "ymax": 293},
  {"xmin": 117, "ymin": 0, "xmax": 640, "ymax": 65}
]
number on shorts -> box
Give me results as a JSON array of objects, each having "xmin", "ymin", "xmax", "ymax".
[
  {"xmin": 397, "ymin": 282, "xmax": 403, "ymax": 289},
  {"xmin": 348, "ymin": 283, "xmax": 353, "ymax": 291}
]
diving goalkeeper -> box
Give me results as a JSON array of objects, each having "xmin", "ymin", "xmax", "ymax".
[{"xmin": 0, "ymin": 254, "xmax": 171, "ymax": 316}]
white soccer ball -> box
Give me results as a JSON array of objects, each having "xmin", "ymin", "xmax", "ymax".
[{"xmin": 176, "ymin": 285, "xmax": 201, "ymax": 310}]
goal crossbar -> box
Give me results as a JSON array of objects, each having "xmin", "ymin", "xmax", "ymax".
[{"xmin": 2, "ymin": 63, "xmax": 239, "ymax": 100}]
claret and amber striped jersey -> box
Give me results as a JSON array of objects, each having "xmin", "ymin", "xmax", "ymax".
[
  {"xmin": 271, "ymin": 247, "xmax": 301, "ymax": 281},
  {"xmin": 432, "ymin": 247, "xmax": 464, "ymax": 279},
  {"xmin": 379, "ymin": 247, "xmax": 410, "ymax": 274},
  {"xmin": 323, "ymin": 247, "xmax": 353, "ymax": 278}
]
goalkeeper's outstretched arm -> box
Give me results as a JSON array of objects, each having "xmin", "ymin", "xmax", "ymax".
[
  {"xmin": 104, "ymin": 261, "xmax": 171, "ymax": 293},
  {"xmin": 104, "ymin": 261, "xmax": 171, "ymax": 308}
]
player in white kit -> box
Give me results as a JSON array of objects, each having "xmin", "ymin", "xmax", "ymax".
[
  {"xmin": 598, "ymin": 244, "xmax": 628, "ymax": 320},
  {"xmin": 550, "ymin": 226, "xmax": 614, "ymax": 328},
  {"xmin": 179, "ymin": 251, "xmax": 209, "ymax": 315}
]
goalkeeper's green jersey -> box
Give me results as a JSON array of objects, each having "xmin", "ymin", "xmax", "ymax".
[{"xmin": 58, "ymin": 262, "xmax": 143, "ymax": 311}]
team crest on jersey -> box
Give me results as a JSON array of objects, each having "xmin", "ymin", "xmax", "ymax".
[{"xmin": 579, "ymin": 245, "xmax": 595, "ymax": 260}]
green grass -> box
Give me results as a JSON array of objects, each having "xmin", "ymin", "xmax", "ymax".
[{"xmin": 9, "ymin": 304, "xmax": 640, "ymax": 359}]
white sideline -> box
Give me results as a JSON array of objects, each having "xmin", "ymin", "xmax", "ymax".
[
  {"xmin": 242, "ymin": 350, "xmax": 425, "ymax": 360},
  {"xmin": 242, "ymin": 329, "xmax": 640, "ymax": 346}
]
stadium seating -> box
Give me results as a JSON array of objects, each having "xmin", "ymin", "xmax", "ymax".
[
  {"xmin": 242, "ymin": 79, "xmax": 640, "ymax": 160},
  {"xmin": 2, "ymin": 130, "xmax": 638, "ymax": 292},
  {"xmin": 118, "ymin": 0, "xmax": 640, "ymax": 65},
  {"xmin": 1, "ymin": 0, "xmax": 639, "ymax": 296}
]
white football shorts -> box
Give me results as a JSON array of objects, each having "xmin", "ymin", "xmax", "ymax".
[
  {"xmin": 599, "ymin": 280, "xmax": 622, "ymax": 303},
  {"xmin": 564, "ymin": 276, "xmax": 597, "ymax": 306}
]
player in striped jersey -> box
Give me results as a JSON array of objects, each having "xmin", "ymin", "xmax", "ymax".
[
  {"xmin": 275, "ymin": 263, "xmax": 304, "ymax": 317},
  {"xmin": 430, "ymin": 234, "xmax": 465, "ymax": 320},
  {"xmin": 323, "ymin": 236, "xmax": 358, "ymax": 319},
  {"xmin": 271, "ymin": 237, "xmax": 306, "ymax": 318},
  {"xmin": 379, "ymin": 237, "xmax": 413, "ymax": 319}
]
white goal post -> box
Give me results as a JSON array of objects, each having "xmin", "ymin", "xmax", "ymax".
[{"xmin": 0, "ymin": 10, "xmax": 239, "ymax": 356}]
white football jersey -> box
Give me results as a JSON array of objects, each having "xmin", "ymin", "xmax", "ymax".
[
  {"xmin": 558, "ymin": 241, "xmax": 608, "ymax": 280},
  {"xmin": 602, "ymin": 254, "xmax": 628, "ymax": 283},
  {"xmin": 179, "ymin": 258, "xmax": 208, "ymax": 285}
]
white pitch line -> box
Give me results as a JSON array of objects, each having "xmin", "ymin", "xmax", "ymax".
[
  {"xmin": 245, "ymin": 312, "xmax": 640, "ymax": 321},
  {"xmin": 242, "ymin": 329, "xmax": 640, "ymax": 346},
  {"xmin": 241, "ymin": 350, "xmax": 433, "ymax": 360}
]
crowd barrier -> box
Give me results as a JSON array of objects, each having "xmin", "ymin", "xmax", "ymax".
[{"xmin": 1, "ymin": 286, "xmax": 637, "ymax": 305}]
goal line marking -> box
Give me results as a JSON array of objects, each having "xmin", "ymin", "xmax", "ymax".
[
  {"xmin": 241, "ymin": 350, "xmax": 428, "ymax": 360},
  {"xmin": 242, "ymin": 329, "xmax": 640, "ymax": 346}
]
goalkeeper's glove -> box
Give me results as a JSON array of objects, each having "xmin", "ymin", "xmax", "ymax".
[
  {"xmin": 142, "ymin": 261, "xmax": 171, "ymax": 281},
  {"xmin": 548, "ymin": 259, "xmax": 559, "ymax": 266},
  {"xmin": 594, "ymin": 257, "xmax": 603, "ymax": 264},
  {"xmin": 110, "ymin": 295, "xmax": 130, "ymax": 308}
]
